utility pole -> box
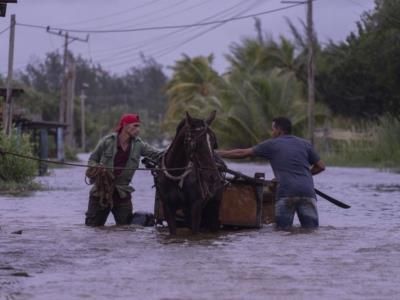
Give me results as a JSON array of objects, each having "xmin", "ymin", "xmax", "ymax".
[
  {"xmin": 80, "ymin": 83, "xmax": 88, "ymax": 152},
  {"xmin": 306, "ymin": 0, "xmax": 315, "ymax": 145},
  {"xmin": 3, "ymin": 13, "xmax": 16, "ymax": 135},
  {"xmin": 254, "ymin": 17, "xmax": 263, "ymax": 45},
  {"xmin": 281, "ymin": 0, "xmax": 315, "ymax": 144},
  {"xmin": 65, "ymin": 59, "xmax": 76, "ymax": 147},
  {"xmin": 60, "ymin": 32, "xmax": 69, "ymax": 124},
  {"xmin": 46, "ymin": 27, "xmax": 88, "ymax": 147}
]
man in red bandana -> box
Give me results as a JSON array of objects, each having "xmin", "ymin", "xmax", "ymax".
[{"xmin": 85, "ymin": 113, "xmax": 163, "ymax": 226}]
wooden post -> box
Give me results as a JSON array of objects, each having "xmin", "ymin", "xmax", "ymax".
[
  {"xmin": 60, "ymin": 33, "xmax": 68, "ymax": 124},
  {"xmin": 254, "ymin": 17, "xmax": 263, "ymax": 45},
  {"xmin": 65, "ymin": 58, "xmax": 76, "ymax": 147},
  {"xmin": 56, "ymin": 127, "xmax": 64, "ymax": 161},
  {"xmin": 80, "ymin": 89, "xmax": 86, "ymax": 151},
  {"xmin": 280, "ymin": 0, "xmax": 316, "ymax": 143},
  {"xmin": 306, "ymin": 0, "xmax": 315, "ymax": 144},
  {"xmin": 3, "ymin": 14, "xmax": 16, "ymax": 135},
  {"xmin": 39, "ymin": 129, "xmax": 48, "ymax": 176},
  {"xmin": 46, "ymin": 28, "xmax": 89, "ymax": 150}
]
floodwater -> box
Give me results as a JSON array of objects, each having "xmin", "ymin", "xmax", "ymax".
[{"xmin": 1, "ymin": 154, "xmax": 400, "ymax": 300}]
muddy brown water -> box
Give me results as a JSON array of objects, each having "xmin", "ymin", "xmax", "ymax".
[{"xmin": 1, "ymin": 154, "xmax": 400, "ymax": 300}]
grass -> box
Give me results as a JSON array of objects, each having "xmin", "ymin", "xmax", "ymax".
[
  {"xmin": 318, "ymin": 114, "xmax": 400, "ymax": 169},
  {"xmin": 0, "ymin": 180, "xmax": 44, "ymax": 196}
]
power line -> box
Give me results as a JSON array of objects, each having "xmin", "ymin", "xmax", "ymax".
[
  {"xmin": 15, "ymin": 23, "xmax": 45, "ymax": 30},
  {"xmin": 87, "ymin": 0, "xmax": 214, "ymax": 56},
  {"xmin": 92, "ymin": 0, "xmax": 188, "ymax": 31},
  {"xmin": 0, "ymin": 26, "xmax": 9, "ymax": 35},
  {"xmin": 132, "ymin": 0, "xmax": 267, "ymax": 65},
  {"xmin": 11, "ymin": 1, "xmax": 307, "ymax": 72},
  {"xmin": 16, "ymin": 3, "xmax": 306, "ymax": 34},
  {"xmin": 346, "ymin": 0, "xmax": 369, "ymax": 10},
  {"xmin": 100, "ymin": 0, "xmax": 262, "ymax": 68},
  {"xmin": 53, "ymin": 0, "xmax": 164, "ymax": 27},
  {"xmin": 91, "ymin": 1, "xmax": 293, "ymax": 68},
  {"xmin": 121, "ymin": 0, "xmax": 211, "ymax": 29},
  {"xmin": 97, "ymin": 0, "xmax": 252, "ymax": 62}
]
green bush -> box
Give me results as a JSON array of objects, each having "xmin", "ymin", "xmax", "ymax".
[
  {"xmin": 0, "ymin": 131, "xmax": 38, "ymax": 183},
  {"xmin": 373, "ymin": 114, "xmax": 400, "ymax": 166},
  {"xmin": 65, "ymin": 145, "xmax": 78, "ymax": 161},
  {"xmin": 322, "ymin": 114, "xmax": 400, "ymax": 168}
]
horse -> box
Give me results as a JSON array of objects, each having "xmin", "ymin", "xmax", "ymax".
[{"xmin": 156, "ymin": 111, "xmax": 224, "ymax": 235}]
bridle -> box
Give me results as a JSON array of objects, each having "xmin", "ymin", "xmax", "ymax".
[
  {"xmin": 184, "ymin": 121, "xmax": 212, "ymax": 159},
  {"xmin": 161, "ymin": 121, "xmax": 222, "ymax": 200}
]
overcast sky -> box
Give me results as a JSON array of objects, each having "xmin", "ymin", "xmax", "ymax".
[{"xmin": 0, "ymin": 0, "xmax": 375, "ymax": 76}]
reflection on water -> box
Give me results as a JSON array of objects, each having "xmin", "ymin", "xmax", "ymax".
[{"xmin": 1, "ymin": 157, "xmax": 400, "ymax": 299}]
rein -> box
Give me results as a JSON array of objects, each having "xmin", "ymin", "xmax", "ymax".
[
  {"xmin": 161, "ymin": 155, "xmax": 193, "ymax": 188},
  {"xmin": 161, "ymin": 121, "xmax": 221, "ymax": 200}
]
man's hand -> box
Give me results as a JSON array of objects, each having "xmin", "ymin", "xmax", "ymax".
[
  {"xmin": 311, "ymin": 160, "xmax": 326, "ymax": 175},
  {"xmin": 85, "ymin": 164, "xmax": 107, "ymax": 179},
  {"xmin": 216, "ymin": 148, "xmax": 254, "ymax": 159}
]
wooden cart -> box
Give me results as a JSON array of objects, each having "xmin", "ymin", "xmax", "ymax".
[{"xmin": 154, "ymin": 172, "xmax": 276, "ymax": 229}]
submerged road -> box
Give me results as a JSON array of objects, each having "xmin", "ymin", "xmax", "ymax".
[{"xmin": 1, "ymin": 155, "xmax": 400, "ymax": 300}]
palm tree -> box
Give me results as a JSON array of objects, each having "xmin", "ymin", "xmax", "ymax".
[
  {"xmin": 225, "ymin": 38, "xmax": 270, "ymax": 75},
  {"xmin": 164, "ymin": 54, "xmax": 223, "ymax": 132},
  {"xmin": 215, "ymin": 69, "xmax": 308, "ymax": 147},
  {"xmin": 215, "ymin": 35, "xmax": 329, "ymax": 147},
  {"xmin": 265, "ymin": 36, "xmax": 306, "ymax": 83}
]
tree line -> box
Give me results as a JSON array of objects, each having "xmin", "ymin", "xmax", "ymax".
[{"xmin": 1, "ymin": 0, "xmax": 399, "ymax": 158}]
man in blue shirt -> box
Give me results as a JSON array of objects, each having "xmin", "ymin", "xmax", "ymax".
[{"xmin": 216, "ymin": 117, "xmax": 325, "ymax": 229}]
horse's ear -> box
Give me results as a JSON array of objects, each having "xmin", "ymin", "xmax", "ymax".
[
  {"xmin": 185, "ymin": 111, "xmax": 193, "ymax": 126},
  {"xmin": 206, "ymin": 110, "xmax": 216, "ymax": 125}
]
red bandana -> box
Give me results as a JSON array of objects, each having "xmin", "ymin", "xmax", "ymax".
[{"xmin": 115, "ymin": 113, "xmax": 140, "ymax": 132}]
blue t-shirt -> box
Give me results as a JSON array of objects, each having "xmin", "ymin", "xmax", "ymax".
[{"xmin": 253, "ymin": 135, "xmax": 320, "ymax": 198}]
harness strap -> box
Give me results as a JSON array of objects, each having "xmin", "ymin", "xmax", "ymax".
[{"xmin": 161, "ymin": 155, "xmax": 193, "ymax": 188}]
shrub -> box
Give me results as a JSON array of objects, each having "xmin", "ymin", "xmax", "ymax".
[
  {"xmin": 0, "ymin": 131, "xmax": 37, "ymax": 183},
  {"xmin": 322, "ymin": 114, "xmax": 400, "ymax": 168}
]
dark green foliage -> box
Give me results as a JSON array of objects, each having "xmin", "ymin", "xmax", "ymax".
[
  {"xmin": 15, "ymin": 53, "xmax": 168, "ymax": 149},
  {"xmin": 0, "ymin": 131, "xmax": 37, "ymax": 183},
  {"xmin": 19, "ymin": 51, "xmax": 63, "ymax": 94},
  {"xmin": 320, "ymin": 114, "xmax": 400, "ymax": 167},
  {"xmin": 317, "ymin": 0, "xmax": 400, "ymax": 119}
]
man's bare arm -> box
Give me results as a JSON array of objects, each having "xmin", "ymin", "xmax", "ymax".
[
  {"xmin": 216, "ymin": 148, "xmax": 254, "ymax": 159},
  {"xmin": 311, "ymin": 160, "xmax": 326, "ymax": 175}
]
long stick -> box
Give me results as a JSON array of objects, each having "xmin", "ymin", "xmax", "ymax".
[
  {"xmin": 223, "ymin": 167, "xmax": 351, "ymax": 209},
  {"xmin": 314, "ymin": 188, "xmax": 351, "ymax": 209}
]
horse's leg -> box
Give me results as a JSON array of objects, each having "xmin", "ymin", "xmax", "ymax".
[
  {"xmin": 191, "ymin": 199, "xmax": 202, "ymax": 234},
  {"xmin": 163, "ymin": 199, "xmax": 177, "ymax": 235},
  {"xmin": 183, "ymin": 205, "xmax": 191, "ymax": 228},
  {"xmin": 206, "ymin": 190, "xmax": 223, "ymax": 232}
]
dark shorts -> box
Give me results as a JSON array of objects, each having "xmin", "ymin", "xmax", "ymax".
[
  {"xmin": 275, "ymin": 196, "xmax": 319, "ymax": 229},
  {"xmin": 85, "ymin": 191, "xmax": 133, "ymax": 226}
]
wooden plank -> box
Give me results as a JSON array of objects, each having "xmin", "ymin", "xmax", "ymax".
[{"xmin": 219, "ymin": 180, "xmax": 263, "ymax": 228}]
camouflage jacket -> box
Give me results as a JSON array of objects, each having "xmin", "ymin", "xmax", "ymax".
[{"xmin": 88, "ymin": 132, "xmax": 162, "ymax": 198}]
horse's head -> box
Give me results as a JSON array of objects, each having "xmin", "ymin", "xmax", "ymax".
[
  {"xmin": 183, "ymin": 110, "xmax": 217, "ymax": 158},
  {"xmin": 181, "ymin": 111, "xmax": 223, "ymax": 200}
]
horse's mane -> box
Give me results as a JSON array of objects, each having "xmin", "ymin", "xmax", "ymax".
[{"xmin": 175, "ymin": 119, "xmax": 186, "ymax": 135}]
